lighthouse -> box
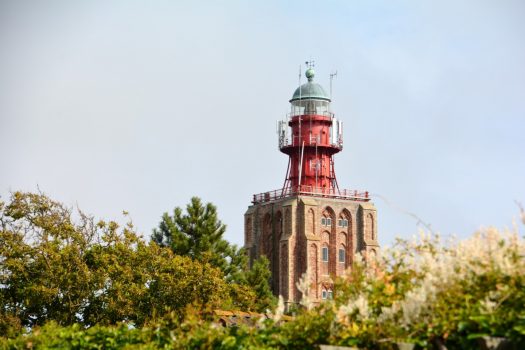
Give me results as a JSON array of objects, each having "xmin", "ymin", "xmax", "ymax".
[
  {"xmin": 244, "ymin": 65, "xmax": 379, "ymax": 305},
  {"xmin": 278, "ymin": 66, "xmax": 343, "ymax": 194}
]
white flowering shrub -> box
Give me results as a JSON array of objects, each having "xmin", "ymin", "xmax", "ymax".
[{"xmin": 328, "ymin": 227, "xmax": 525, "ymax": 349}]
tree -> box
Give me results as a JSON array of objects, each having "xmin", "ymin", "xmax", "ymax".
[
  {"xmin": 152, "ymin": 197, "xmax": 276, "ymax": 312},
  {"xmin": 0, "ymin": 191, "xmax": 233, "ymax": 332},
  {"xmin": 152, "ymin": 197, "xmax": 244, "ymax": 281},
  {"xmin": 0, "ymin": 192, "xmax": 97, "ymax": 329},
  {"xmin": 0, "ymin": 191, "xmax": 275, "ymax": 336},
  {"xmin": 83, "ymin": 227, "xmax": 230, "ymax": 326},
  {"xmin": 245, "ymin": 256, "xmax": 276, "ymax": 312}
]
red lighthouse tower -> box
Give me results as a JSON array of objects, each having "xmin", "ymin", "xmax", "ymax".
[
  {"xmin": 245, "ymin": 64, "xmax": 379, "ymax": 305},
  {"xmin": 279, "ymin": 66, "xmax": 343, "ymax": 196}
]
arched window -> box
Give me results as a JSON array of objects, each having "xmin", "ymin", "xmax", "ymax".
[
  {"xmin": 321, "ymin": 216, "xmax": 331, "ymax": 227},
  {"xmin": 321, "ymin": 230, "xmax": 330, "ymax": 276},
  {"xmin": 321, "ymin": 287, "xmax": 333, "ymax": 300},
  {"xmin": 322, "ymin": 246, "xmax": 329, "ymax": 262},
  {"xmin": 338, "ymin": 210, "xmax": 351, "ymax": 228},
  {"xmin": 338, "ymin": 246, "xmax": 345, "ymax": 263},
  {"xmin": 322, "ymin": 207, "xmax": 334, "ymax": 228}
]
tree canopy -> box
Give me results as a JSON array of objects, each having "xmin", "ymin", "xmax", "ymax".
[
  {"xmin": 151, "ymin": 197, "xmax": 276, "ymax": 311},
  {"xmin": 152, "ymin": 197, "xmax": 248, "ymax": 283},
  {"xmin": 0, "ymin": 192, "xmax": 233, "ymax": 335},
  {"xmin": 245, "ymin": 256, "xmax": 276, "ymax": 312}
]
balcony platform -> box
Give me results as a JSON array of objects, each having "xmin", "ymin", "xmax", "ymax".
[{"xmin": 252, "ymin": 186, "xmax": 370, "ymax": 204}]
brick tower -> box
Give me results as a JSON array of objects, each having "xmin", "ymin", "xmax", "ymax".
[{"xmin": 244, "ymin": 65, "xmax": 379, "ymax": 305}]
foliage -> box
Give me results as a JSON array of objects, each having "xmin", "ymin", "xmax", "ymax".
[
  {"xmin": 0, "ymin": 191, "xmax": 98, "ymax": 329},
  {"xmin": 245, "ymin": 256, "xmax": 276, "ymax": 312},
  {"xmin": 152, "ymin": 197, "xmax": 243, "ymax": 280},
  {"xmin": 3, "ymin": 191, "xmax": 523, "ymax": 349},
  {"xmin": 0, "ymin": 191, "xmax": 231, "ymax": 332},
  {"xmin": 326, "ymin": 228, "xmax": 525, "ymax": 349},
  {"xmin": 0, "ymin": 322, "xmax": 155, "ymax": 350},
  {"xmin": 2, "ymin": 226, "xmax": 524, "ymax": 349},
  {"xmin": 152, "ymin": 196, "xmax": 276, "ymax": 312}
]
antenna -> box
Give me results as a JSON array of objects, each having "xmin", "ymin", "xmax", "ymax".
[
  {"xmin": 330, "ymin": 70, "xmax": 338, "ymax": 98},
  {"xmin": 305, "ymin": 60, "xmax": 315, "ymax": 69}
]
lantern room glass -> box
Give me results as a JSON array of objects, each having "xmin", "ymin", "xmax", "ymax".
[{"xmin": 291, "ymin": 99, "xmax": 330, "ymax": 116}]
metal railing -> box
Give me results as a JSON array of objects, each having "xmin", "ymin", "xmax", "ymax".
[
  {"xmin": 287, "ymin": 111, "xmax": 334, "ymax": 118},
  {"xmin": 252, "ymin": 186, "xmax": 369, "ymax": 204},
  {"xmin": 278, "ymin": 136, "xmax": 343, "ymax": 150}
]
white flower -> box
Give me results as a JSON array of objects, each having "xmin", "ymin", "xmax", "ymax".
[
  {"xmin": 480, "ymin": 296, "xmax": 498, "ymax": 314},
  {"xmin": 296, "ymin": 270, "xmax": 314, "ymax": 310},
  {"xmin": 269, "ymin": 295, "xmax": 285, "ymax": 323},
  {"xmin": 339, "ymin": 295, "xmax": 370, "ymax": 321}
]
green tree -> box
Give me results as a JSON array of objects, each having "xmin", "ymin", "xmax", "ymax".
[
  {"xmin": 152, "ymin": 197, "xmax": 244, "ymax": 281},
  {"xmin": 0, "ymin": 192, "xmax": 97, "ymax": 329},
  {"xmin": 152, "ymin": 197, "xmax": 276, "ymax": 312},
  {"xmin": 83, "ymin": 226, "xmax": 230, "ymax": 326},
  {"xmin": 245, "ymin": 256, "xmax": 276, "ymax": 312}
]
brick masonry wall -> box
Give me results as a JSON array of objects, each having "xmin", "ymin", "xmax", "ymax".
[{"xmin": 244, "ymin": 196, "xmax": 379, "ymax": 304}]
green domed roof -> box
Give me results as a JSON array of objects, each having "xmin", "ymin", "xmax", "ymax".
[{"xmin": 290, "ymin": 68, "xmax": 331, "ymax": 102}]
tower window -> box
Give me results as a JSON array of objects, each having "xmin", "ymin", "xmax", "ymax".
[
  {"xmin": 322, "ymin": 246, "xmax": 329, "ymax": 262},
  {"xmin": 321, "ymin": 217, "xmax": 331, "ymax": 226},
  {"xmin": 328, "ymin": 290, "xmax": 333, "ymax": 299},
  {"xmin": 322, "ymin": 290, "xmax": 327, "ymax": 299},
  {"xmin": 338, "ymin": 248, "xmax": 345, "ymax": 263},
  {"xmin": 338, "ymin": 219, "xmax": 348, "ymax": 227},
  {"xmin": 326, "ymin": 218, "xmax": 332, "ymax": 226}
]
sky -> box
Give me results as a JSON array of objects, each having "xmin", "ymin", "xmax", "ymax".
[{"xmin": 1, "ymin": 0, "xmax": 524, "ymax": 248}]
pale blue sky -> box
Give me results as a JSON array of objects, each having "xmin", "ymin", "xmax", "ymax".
[{"xmin": 1, "ymin": 0, "xmax": 524, "ymax": 247}]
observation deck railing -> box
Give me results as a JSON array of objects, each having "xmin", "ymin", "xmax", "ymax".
[
  {"xmin": 252, "ymin": 186, "xmax": 369, "ymax": 204},
  {"xmin": 278, "ymin": 136, "xmax": 343, "ymax": 150},
  {"xmin": 287, "ymin": 111, "xmax": 335, "ymax": 118}
]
